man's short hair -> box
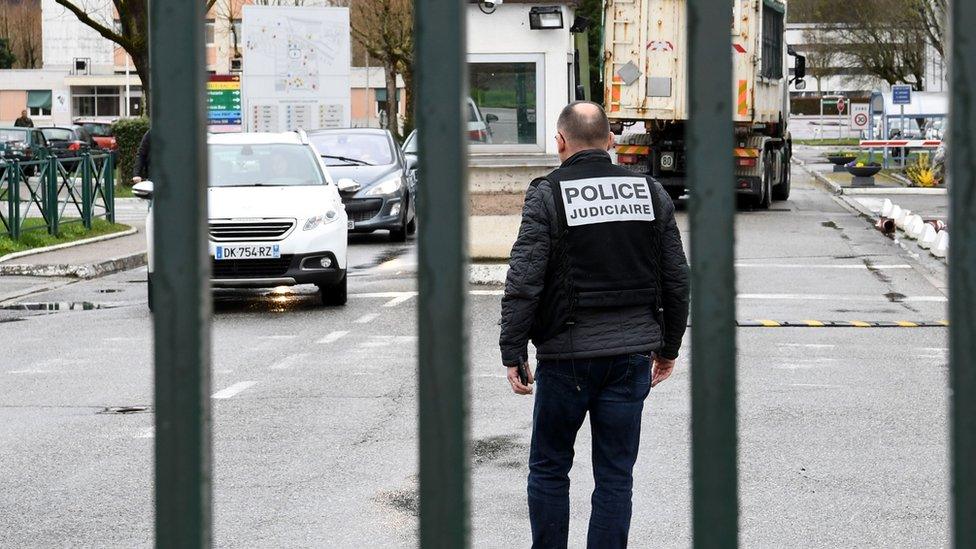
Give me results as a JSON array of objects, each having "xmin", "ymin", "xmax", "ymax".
[{"xmin": 557, "ymin": 101, "xmax": 611, "ymax": 147}]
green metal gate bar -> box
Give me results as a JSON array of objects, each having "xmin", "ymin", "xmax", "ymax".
[
  {"xmin": 949, "ymin": 1, "xmax": 975, "ymax": 546},
  {"xmin": 414, "ymin": 0, "xmax": 470, "ymax": 544},
  {"xmin": 687, "ymin": 0, "xmax": 739, "ymax": 547},
  {"xmin": 150, "ymin": 0, "xmax": 213, "ymax": 547}
]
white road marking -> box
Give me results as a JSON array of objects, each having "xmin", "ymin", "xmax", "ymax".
[
  {"xmin": 7, "ymin": 369, "xmax": 53, "ymax": 374},
  {"xmin": 351, "ymin": 291, "xmax": 418, "ymax": 299},
  {"xmin": 470, "ymin": 290, "xmax": 505, "ymax": 296},
  {"xmin": 358, "ymin": 335, "xmax": 417, "ymax": 348},
  {"xmin": 354, "ymin": 313, "xmax": 380, "ymax": 324},
  {"xmin": 269, "ymin": 353, "xmax": 310, "ymax": 370},
  {"xmin": 317, "ymin": 330, "xmax": 350, "ymax": 344},
  {"xmin": 384, "ymin": 294, "xmax": 414, "ymax": 307},
  {"xmin": 135, "ymin": 427, "xmax": 155, "ymax": 439},
  {"xmin": 212, "ymin": 381, "xmax": 257, "ymax": 399},
  {"xmin": 785, "ymin": 383, "xmax": 846, "ymax": 388},
  {"xmin": 735, "ymin": 263, "xmax": 912, "ymax": 270},
  {"xmin": 778, "ymin": 343, "xmax": 836, "ymax": 349},
  {"xmin": 738, "ymin": 293, "xmax": 947, "ymax": 303},
  {"xmin": 259, "ymin": 335, "xmax": 297, "ymax": 340}
]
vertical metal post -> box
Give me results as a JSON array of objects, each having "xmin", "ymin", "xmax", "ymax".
[
  {"xmin": 105, "ymin": 153, "xmax": 115, "ymax": 224},
  {"xmin": 149, "ymin": 0, "xmax": 212, "ymax": 547},
  {"xmin": 414, "ymin": 0, "xmax": 469, "ymax": 544},
  {"xmin": 686, "ymin": 0, "xmax": 738, "ymax": 547},
  {"xmin": 7, "ymin": 163, "xmax": 19, "ymax": 240},
  {"xmin": 949, "ymin": 1, "xmax": 976, "ymax": 546},
  {"xmin": 46, "ymin": 157, "xmax": 59, "ymax": 236},
  {"xmin": 81, "ymin": 154, "xmax": 92, "ymax": 230}
]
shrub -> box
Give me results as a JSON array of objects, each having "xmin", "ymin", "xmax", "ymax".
[{"xmin": 112, "ymin": 117, "xmax": 150, "ymax": 186}]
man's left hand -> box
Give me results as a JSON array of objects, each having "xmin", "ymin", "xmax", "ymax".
[
  {"xmin": 651, "ymin": 356, "xmax": 676, "ymax": 387},
  {"xmin": 507, "ymin": 364, "xmax": 534, "ymax": 395}
]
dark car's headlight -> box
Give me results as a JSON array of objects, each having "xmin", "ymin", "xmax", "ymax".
[{"xmin": 364, "ymin": 175, "xmax": 402, "ymax": 197}]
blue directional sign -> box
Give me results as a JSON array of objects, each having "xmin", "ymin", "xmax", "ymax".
[{"xmin": 892, "ymin": 85, "xmax": 912, "ymax": 105}]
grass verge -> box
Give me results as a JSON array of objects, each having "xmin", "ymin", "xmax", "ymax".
[
  {"xmin": 0, "ymin": 218, "xmax": 130, "ymax": 257},
  {"xmin": 795, "ymin": 138, "xmax": 862, "ymax": 146}
]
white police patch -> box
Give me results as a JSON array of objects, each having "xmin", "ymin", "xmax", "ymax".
[{"xmin": 560, "ymin": 177, "xmax": 655, "ymax": 227}]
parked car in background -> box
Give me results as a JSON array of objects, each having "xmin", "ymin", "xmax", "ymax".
[
  {"xmin": 132, "ymin": 131, "xmax": 349, "ymax": 309},
  {"xmin": 307, "ymin": 128, "xmax": 417, "ymax": 242},
  {"xmin": 467, "ymin": 97, "xmax": 495, "ymax": 143},
  {"xmin": 73, "ymin": 117, "xmax": 118, "ymax": 150},
  {"xmin": 0, "ymin": 127, "xmax": 49, "ymax": 173},
  {"xmin": 39, "ymin": 125, "xmax": 95, "ymax": 159}
]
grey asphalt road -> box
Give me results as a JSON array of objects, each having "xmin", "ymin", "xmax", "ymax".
[{"xmin": 0, "ymin": 166, "xmax": 949, "ymax": 548}]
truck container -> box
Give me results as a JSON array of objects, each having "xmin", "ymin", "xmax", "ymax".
[{"xmin": 603, "ymin": 0, "xmax": 806, "ymax": 206}]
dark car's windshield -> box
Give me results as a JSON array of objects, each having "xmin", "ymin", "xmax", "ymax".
[
  {"xmin": 208, "ymin": 143, "xmax": 325, "ymax": 187},
  {"xmin": 41, "ymin": 128, "xmax": 74, "ymax": 141},
  {"xmin": 0, "ymin": 128, "xmax": 28, "ymax": 143},
  {"xmin": 309, "ymin": 133, "xmax": 394, "ymax": 166}
]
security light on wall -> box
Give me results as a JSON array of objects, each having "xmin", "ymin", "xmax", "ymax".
[{"xmin": 529, "ymin": 6, "xmax": 563, "ymax": 30}]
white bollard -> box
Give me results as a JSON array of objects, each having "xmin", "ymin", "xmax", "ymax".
[
  {"xmin": 890, "ymin": 205, "xmax": 904, "ymax": 226},
  {"xmin": 895, "ymin": 209, "xmax": 913, "ymax": 230},
  {"xmin": 881, "ymin": 198, "xmax": 894, "ymax": 217},
  {"xmin": 919, "ymin": 224, "xmax": 937, "ymax": 249},
  {"xmin": 906, "ymin": 216, "xmax": 924, "ymax": 239},
  {"xmin": 932, "ymin": 231, "xmax": 949, "ymax": 258}
]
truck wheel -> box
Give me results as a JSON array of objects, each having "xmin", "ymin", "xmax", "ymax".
[
  {"xmin": 773, "ymin": 151, "xmax": 791, "ymax": 201},
  {"xmin": 755, "ymin": 157, "xmax": 772, "ymax": 210}
]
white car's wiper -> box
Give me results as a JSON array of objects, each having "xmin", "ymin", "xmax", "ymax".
[{"xmin": 320, "ymin": 154, "xmax": 374, "ymax": 166}]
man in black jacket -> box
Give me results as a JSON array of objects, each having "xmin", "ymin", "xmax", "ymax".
[{"xmin": 500, "ymin": 101, "xmax": 690, "ymax": 548}]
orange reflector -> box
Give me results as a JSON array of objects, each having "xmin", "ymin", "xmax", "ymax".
[{"xmin": 736, "ymin": 157, "xmax": 758, "ymax": 168}]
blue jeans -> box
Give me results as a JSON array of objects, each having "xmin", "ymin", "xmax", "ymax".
[{"xmin": 527, "ymin": 353, "xmax": 652, "ymax": 549}]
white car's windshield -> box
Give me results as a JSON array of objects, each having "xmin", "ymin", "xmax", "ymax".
[
  {"xmin": 309, "ymin": 133, "xmax": 393, "ymax": 166},
  {"xmin": 208, "ymin": 144, "xmax": 326, "ymax": 187},
  {"xmin": 0, "ymin": 128, "xmax": 28, "ymax": 143}
]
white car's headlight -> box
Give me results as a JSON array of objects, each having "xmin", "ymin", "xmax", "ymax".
[
  {"xmin": 364, "ymin": 175, "xmax": 402, "ymax": 197},
  {"xmin": 303, "ymin": 208, "xmax": 340, "ymax": 231}
]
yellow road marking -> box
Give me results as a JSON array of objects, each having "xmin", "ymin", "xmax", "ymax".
[
  {"xmin": 896, "ymin": 321, "xmax": 919, "ymax": 327},
  {"xmin": 849, "ymin": 321, "xmax": 872, "ymax": 327},
  {"xmin": 938, "ymin": 320, "xmax": 950, "ymax": 326},
  {"xmin": 758, "ymin": 320, "xmax": 780, "ymax": 327},
  {"xmin": 802, "ymin": 320, "xmax": 825, "ymax": 327}
]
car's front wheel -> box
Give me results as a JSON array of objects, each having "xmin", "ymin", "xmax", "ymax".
[{"xmin": 318, "ymin": 275, "xmax": 347, "ymax": 306}]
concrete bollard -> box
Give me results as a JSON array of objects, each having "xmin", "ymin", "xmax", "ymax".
[
  {"xmin": 932, "ymin": 230, "xmax": 949, "ymax": 258},
  {"xmin": 895, "ymin": 209, "xmax": 913, "ymax": 230},
  {"xmin": 919, "ymin": 224, "xmax": 938, "ymax": 249},
  {"xmin": 881, "ymin": 198, "xmax": 894, "ymax": 217},
  {"xmin": 906, "ymin": 215, "xmax": 925, "ymax": 239},
  {"xmin": 890, "ymin": 205, "xmax": 904, "ymax": 226}
]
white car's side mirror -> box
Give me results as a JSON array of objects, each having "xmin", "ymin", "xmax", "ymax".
[
  {"xmin": 337, "ymin": 178, "xmax": 360, "ymax": 193},
  {"xmin": 132, "ymin": 180, "xmax": 154, "ymax": 200}
]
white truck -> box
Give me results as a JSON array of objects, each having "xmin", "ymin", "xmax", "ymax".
[{"xmin": 603, "ymin": 0, "xmax": 806, "ymax": 207}]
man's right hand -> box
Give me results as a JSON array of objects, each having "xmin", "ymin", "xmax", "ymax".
[
  {"xmin": 131, "ymin": 176, "xmax": 142, "ymax": 184},
  {"xmin": 651, "ymin": 356, "xmax": 676, "ymax": 387},
  {"xmin": 507, "ymin": 364, "xmax": 534, "ymax": 395}
]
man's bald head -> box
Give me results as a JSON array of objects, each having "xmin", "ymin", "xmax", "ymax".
[{"xmin": 556, "ymin": 101, "xmax": 612, "ymax": 149}]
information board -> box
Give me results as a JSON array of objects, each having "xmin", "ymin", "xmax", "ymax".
[
  {"xmin": 241, "ymin": 6, "xmax": 351, "ymax": 132},
  {"xmin": 892, "ymin": 85, "xmax": 913, "ymax": 105},
  {"xmin": 208, "ymin": 75, "xmax": 243, "ymax": 133}
]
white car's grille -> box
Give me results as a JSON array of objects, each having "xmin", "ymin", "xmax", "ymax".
[{"xmin": 209, "ymin": 220, "xmax": 295, "ymax": 241}]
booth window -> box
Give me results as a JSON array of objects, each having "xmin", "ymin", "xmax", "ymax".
[
  {"xmin": 72, "ymin": 86, "xmax": 122, "ymax": 117},
  {"xmin": 761, "ymin": 1, "xmax": 784, "ymax": 79},
  {"xmin": 205, "ymin": 20, "xmax": 215, "ymax": 46},
  {"xmin": 27, "ymin": 90, "xmax": 52, "ymax": 117},
  {"xmin": 468, "ymin": 55, "xmax": 545, "ymax": 150}
]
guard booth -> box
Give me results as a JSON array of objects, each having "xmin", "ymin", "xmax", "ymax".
[{"xmin": 147, "ymin": 1, "xmax": 975, "ymax": 547}]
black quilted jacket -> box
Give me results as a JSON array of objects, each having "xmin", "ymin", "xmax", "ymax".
[{"xmin": 499, "ymin": 150, "xmax": 690, "ymax": 366}]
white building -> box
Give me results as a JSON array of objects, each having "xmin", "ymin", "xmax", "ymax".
[{"xmin": 466, "ymin": 0, "xmax": 580, "ymax": 191}]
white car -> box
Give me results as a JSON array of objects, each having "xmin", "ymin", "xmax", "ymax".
[{"xmin": 133, "ymin": 131, "xmax": 349, "ymax": 309}]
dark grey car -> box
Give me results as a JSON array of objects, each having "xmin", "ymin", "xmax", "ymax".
[{"xmin": 308, "ymin": 129, "xmax": 417, "ymax": 242}]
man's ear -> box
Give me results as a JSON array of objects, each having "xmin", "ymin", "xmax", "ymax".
[{"xmin": 606, "ymin": 133, "xmax": 615, "ymax": 151}]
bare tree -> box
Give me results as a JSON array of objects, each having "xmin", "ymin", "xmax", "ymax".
[
  {"xmin": 914, "ymin": 0, "xmax": 946, "ymax": 59},
  {"xmin": 350, "ymin": 0, "xmax": 413, "ymax": 138},
  {"xmin": 800, "ymin": 26, "xmax": 840, "ymax": 93},
  {"xmin": 0, "ymin": 0, "xmax": 41, "ymax": 68},
  {"xmin": 52, "ymin": 0, "xmax": 220, "ymax": 114}
]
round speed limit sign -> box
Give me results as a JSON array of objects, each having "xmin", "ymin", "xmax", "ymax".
[{"xmin": 853, "ymin": 113, "xmax": 868, "ymax": 127}]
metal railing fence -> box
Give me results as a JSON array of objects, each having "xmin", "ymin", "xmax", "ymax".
[
  {"xmin": 148, "ymin": 0, "xmax": 974, "ymax": 547},
  {"xmin": 0, "ymin": 153, "xmax": 115, "ymax": 241}
]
